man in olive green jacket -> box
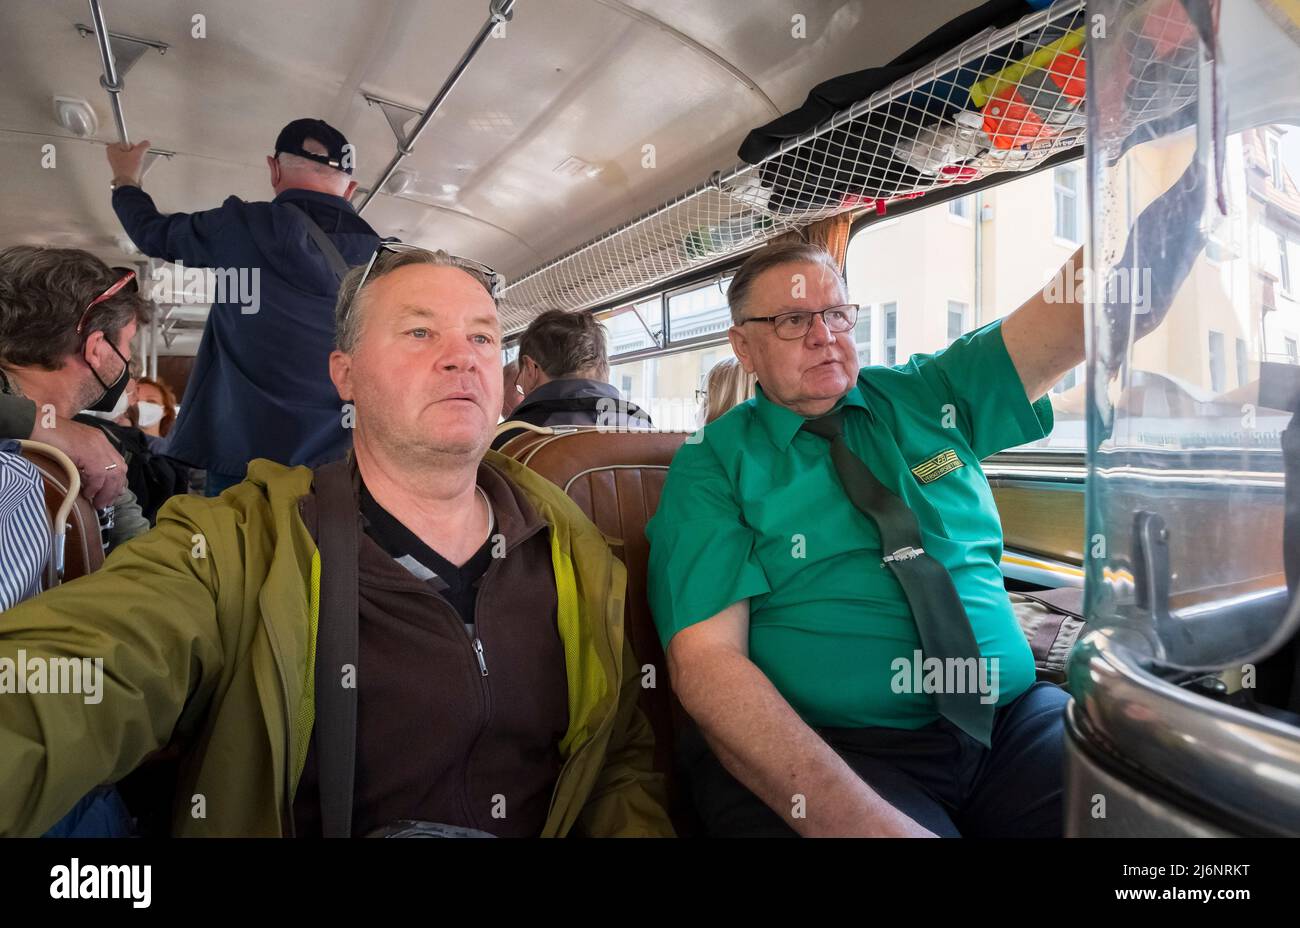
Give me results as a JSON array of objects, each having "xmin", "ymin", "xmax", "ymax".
[{"xmin": 0, "ymin": 246, "xmax": 673, "ymax": 838}]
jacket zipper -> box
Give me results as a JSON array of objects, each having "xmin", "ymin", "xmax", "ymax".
[
  {"xmin": 357, "ymin": 564, "xmax": 493, "ymax": 828},
  {"xmin": 459, "ymin": 557, "xmax": 499, "ymax": 831}
]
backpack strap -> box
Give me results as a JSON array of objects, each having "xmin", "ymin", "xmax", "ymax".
[
  {"xmin": 283, "ymin": 202, "xmax": 351, "ymax": 283},
  {"xmin": 311, "ymin": 457, "xmax": 360, "ymax": 837}
]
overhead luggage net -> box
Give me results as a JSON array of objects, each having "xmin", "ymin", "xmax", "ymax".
[{"xmin": 498, "ymin": 0, "xmax": 1188, "ymax": 332}]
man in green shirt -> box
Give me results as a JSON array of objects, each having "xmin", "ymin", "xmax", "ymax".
[{"xmin": 646, "ymin": 240, "xmax": 1089, "ymax": 838}]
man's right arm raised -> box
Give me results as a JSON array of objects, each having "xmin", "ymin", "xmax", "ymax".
[{"xmin": 107, "ymin": 140, "xmax": 226, "ymax": 266}]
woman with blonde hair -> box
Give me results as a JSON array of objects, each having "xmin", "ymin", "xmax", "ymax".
[{"xmin": 701, "ymin": 356, "xmax": 758, "ymax": 425}]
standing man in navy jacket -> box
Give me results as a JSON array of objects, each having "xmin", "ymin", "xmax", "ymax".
[{"xmin": 106, "ymin": 119, "xmax": 381, "ymax": 495}]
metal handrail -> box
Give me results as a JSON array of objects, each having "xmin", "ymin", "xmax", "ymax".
[
  {"xmin": 1067, "ymin": 628, "xmax": 1300, "ymax": 836},
  {"xmin": 355, "ymin": 0, "xmax": 516, "ymax": 215},
  {"xmin": 87, "ymin": 0, "xmax": 128, "ymax": 144}
]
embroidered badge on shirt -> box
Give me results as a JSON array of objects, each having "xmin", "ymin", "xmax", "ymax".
[{"xmin": 911, "ymin": 448, "xmax": 964, "ymax": 484}]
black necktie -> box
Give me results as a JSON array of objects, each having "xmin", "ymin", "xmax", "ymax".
[{"xmin": 802, "ymin": 409, "xmax": 994, "ymax": 746}]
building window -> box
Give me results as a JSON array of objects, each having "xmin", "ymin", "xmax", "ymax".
[
  {"xmin": 1269, "ymin": 134, "xmax": 1285, "ymax": 190},
  {"xmin": 948, "ymin": 196, "xmax": 971, "ymax": 220},
  {"xmin": 946, "ymin": 300, "xmax": 967, "ymax": 345},
  {"xmin": 1054, "ymin": 165, "xmax": 1082, "ymax": 242},
  {"xmin": 1208, "ymin": 330, "xmax": 1226, "ymax": 393},
  {"xmin": 1280, "ymin": 234, "xmax": 1292, "ymax": 293},
  {"xmin": 842, "ymin": 162, "xmax": 1094, "ymax": 453},
  {"xmin": 1287, "ymin": 337, "xmax": 1299, "ymax": 366},
  {"xmin": 620, "ymin": 374, "xmax": 633, "ymax": 399},
  {"xmin": 667, "ymin": 276, "xmax": 733, "ymax": 342},
  {"xmin": 600, "ymin": 296, "xmax": 663, "ymax": 357},
  {"xmin": 883, "ymin": 302, "xmax": 897, "ymax": 366},
  {"xmin": 1236, "ymin": 338, "xmax": 1249, "ymax": 388},
  {"xmin": 1052, "ymin": 364, "xmax": 1080, "ymax": 394},
  {"xmin": 854, "ymin": 305, "xmax": 872, "ymax": 364}
]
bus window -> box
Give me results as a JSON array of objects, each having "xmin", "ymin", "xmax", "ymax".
[
  {"xmin": 603, "ymin": 279, "xmax": 739, "ymax": 430},
  {"xmin": 846, "ymin": 165, "xmax": 1089, "ymax": 451},
  {"xmin": 1085, "ymin": 0, "xmax": 1300, "ymax": 671}
]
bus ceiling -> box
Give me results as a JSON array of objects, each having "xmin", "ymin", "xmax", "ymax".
[{"xmin": 7, "ymin": 0, "xmax": 1100, "ymax": 337}]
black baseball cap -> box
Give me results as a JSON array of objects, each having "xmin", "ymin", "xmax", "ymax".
[{"xmin": 274, "ymin": 118, "xmax": 353, "ymax": 174}]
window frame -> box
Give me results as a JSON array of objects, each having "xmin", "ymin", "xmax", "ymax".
[
  {"xmin": 882, "ymin": 301, "xmax": 899, "ymax": 367},
  {"xmin": 663, "ymin": 274, "xmax": 735, "ymax": 348},
  {"xmin": 946, "ymin": 299, "xmax": 968, "ymax": 345},
  {"xmin": 1279, "ymin": 232, "xmax": 1292, "ymax": 295},
  {"xmin": 1268, "ymin": 133, "xmax": 1285, "ymax": 190},
  {"xmin": 854, "ymin": 303, "xmax": 874, "ymax": 365},
  {"xmin": 1208, "ymin": 329, "xmax": 1227, "ymax": 394},
  {"xmin": 597, "ymin": 293, "xmax": 666, "ymax": 358},
  {"xmin": 1053, "ymin": 163, "xmax": 1083, "ymax": 245}
]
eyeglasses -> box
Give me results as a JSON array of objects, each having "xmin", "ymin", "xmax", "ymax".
[
  {"xmin": 739, "ymin": 304, "xmax": 859, "ymax": 341},
  {"xmin": 349, "ymin": 241, "xmax": 506, "ymax": 308},
  {"xmin": 76, "ymin": 267, "xmax": 138, "ymax": 339}
]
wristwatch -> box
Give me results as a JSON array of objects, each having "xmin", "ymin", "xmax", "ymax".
[{"xmin": 110, "ymin": 177, "xmax": 139, "ymax": 192}]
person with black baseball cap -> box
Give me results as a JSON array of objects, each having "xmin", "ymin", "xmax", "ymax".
[
  {"xmin": 273, "ymin": 117, "xmax": 354, "ymax": 175},
  {"xmin": 105, "ymin": 118, "xmax": 380, "ymax": 495}
]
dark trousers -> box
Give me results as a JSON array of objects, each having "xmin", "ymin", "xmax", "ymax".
[
  {"xmin": 204, "ymin": 467, "xmax": 246, "ymax": 498},
  {"xmin": 682, "ymin": 681, "xmax": 1070, "ymax": 837}
]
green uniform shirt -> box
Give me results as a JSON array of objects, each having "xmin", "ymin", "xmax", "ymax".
[{"xmin": 646, "ymin": 318, "xmax": 1053, "ymax": 730}]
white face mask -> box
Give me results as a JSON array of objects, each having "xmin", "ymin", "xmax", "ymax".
[{"xmin": 136, "ymin": 400, "xmax": 165, "ymax": 429}]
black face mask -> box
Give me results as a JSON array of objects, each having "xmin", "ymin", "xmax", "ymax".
[{"xmin": 85, "ymin": 338, "xmax": 131, "ymax": 414}]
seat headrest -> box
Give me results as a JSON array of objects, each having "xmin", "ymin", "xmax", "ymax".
[{"xmin": 497, "ymin": 426, "xmax": 692, "ymax": 487}]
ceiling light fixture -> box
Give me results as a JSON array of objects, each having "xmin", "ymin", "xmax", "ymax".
[
  {"xmin": 382, "ymin": 168, "xmax": 415, "ymax": 196},
  {"xmin": 53, "ymin": 96, "xmax": 99, "ymax": 138}
]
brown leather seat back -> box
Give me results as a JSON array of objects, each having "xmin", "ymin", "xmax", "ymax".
[
  {"xmin": 18, "ymin": 445, "xmax": 105, "ymax": 586},
  {"xmin": 496, "ymin": 425, "xmax": 562, "ymax": 461},
  {"xmin": 500, "ymin": 427, "xmax": 691, "ymax": 782}
]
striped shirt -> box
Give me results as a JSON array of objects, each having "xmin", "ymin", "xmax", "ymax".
[{"xmin": 0, "ymin": 441, "xmax": 50, "ymax": 611}]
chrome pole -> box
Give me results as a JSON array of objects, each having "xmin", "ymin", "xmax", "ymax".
[
  {"xmin": 355, "ymin": 0, "xmax": 515, "ymax": 214},
  {"xmin": 88, "ymin": 0, "xmax": 129, "ymax": 145}
]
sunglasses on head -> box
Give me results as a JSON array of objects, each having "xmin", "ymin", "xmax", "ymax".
[
  {"xmin": 76, "ymin": 267, "xmax": 138, "ymax": 339},
  {"xmin": 352, "ymin": 242, "xmax": 506, "ymax": 303}
]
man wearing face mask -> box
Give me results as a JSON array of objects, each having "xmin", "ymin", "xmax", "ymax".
[{"xmin": 0, "ymin": 246, "xmax": 152, "ymax": 550}]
